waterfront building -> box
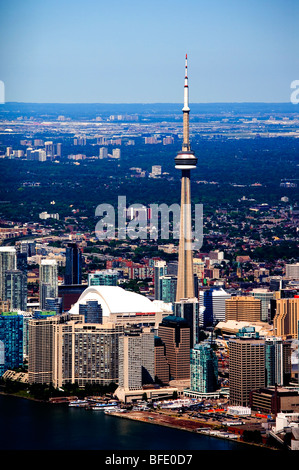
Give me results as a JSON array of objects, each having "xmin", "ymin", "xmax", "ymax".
[
  {"xmin": 28, "ymin": 312, "xmax": 59, "ymax": 384},
  {"xmin": 67, "ymin": 321, "xmax": 123, "ymax": 388},
  {"xmin": 225, "ymin": 296, "xmax": 261, "ymax": 323},
  {"xmin": 28, "ymin": 312, "xmax": 123, "ymax": 388},
  {"xmin": 0, "ymin": 312, "xmax": 24, "ymax": 376},
  {"xmin": 0, "ymin": 247, "xmax": 16, "ymax": 301},
  {"xmin": 190, "ymin": 343, "xmax": 219, "ymax": 394},
  {"xmin": 157, "ymin": 315, "xmax": 190, "ymax": 381},
  {"xmin": 4, "ymin": 269, "xmax": 27, "ymax": 311},
  {"xmin": 229, "ymin": 327, "xmax": 265, "ymax": 407},
  {"xmin": 250, "ymin": 387, "xmax": 299, "ymax": 415},
  {"xmin": 118, "ymin": 328, "xmax": 140, "ymax": 391},
  {"xmin": 140, "ymin": 328, "xmax": 156, "ymax": 385},
  {"xmin": 64, "ymin": 243, "xmax": 82, "ymax": 285},
  {"xmin": 115, "ymin": 326, "xmax": 180, "ymax": 403},
  {"xmin": 175, "ymin": 55, "xmax": 198, "ymax": 302},
  {"xmin": 118, "ymin": 325, "xmax": 155, "ymax": 391}
]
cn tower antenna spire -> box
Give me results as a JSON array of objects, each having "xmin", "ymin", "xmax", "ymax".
[{"xmin": 183, "ymin": 53, "xmax": 190, "ymax": 115}]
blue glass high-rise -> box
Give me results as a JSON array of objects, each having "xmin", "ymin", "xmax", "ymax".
[{"xmin": 0, "ymin": 312, "xmax": 23, "ymax": 376}]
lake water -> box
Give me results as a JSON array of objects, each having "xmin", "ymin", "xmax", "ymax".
[{"xmin": 0, "ymin": 394, "xmax": 259, "ymax": 451}]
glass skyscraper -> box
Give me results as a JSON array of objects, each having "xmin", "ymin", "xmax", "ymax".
[
  {"xmin": 5, "ymin": 269, "xmax": 27, "ymax": 311},
  {"xmin": 265, "ymin": 336, "xmax": 284, "ymax": 387},
  {"xmin": 160, "ymin": 275, "xmax": 177, "ymax": 304},
  {"xmin": 79, "ymin": 300, "xmax": 103, "ymax": 323},
  {"xmin": 65, "ymin": 243, "xmax": 82, "ymax": 285},
  {"xmin": 0, "ymin": 247, "xmax": 17, "ymax": 301},
  {"xmin": 174, "ymin": 298, "xmax": 199, "ymax": 348},
  {"xmin": 190, "ymin": 343, "xmax": 218, "ymax": 394},
  {"xmin": 0, "ymin": 312, "xmax": 24, "ymax": 376},
  {"xmin": 154, "ymin": 261, "xmax": 167, "ymax": 300},
  {"xmin": 199, "ymin": 287, "xmax": 231, "ymax": 327},
  {"xmin": 88, "ymin": 269, "xmax": 118, "ymax": 287},
  {"xmin": 252, "ymin": 289, "xmax": 274, "ymax": 322},
  {"xmin": 39, "ymin": 259, "xmax": 58, "ymax": 309}
]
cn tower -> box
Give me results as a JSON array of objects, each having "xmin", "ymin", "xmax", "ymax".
[{"xmin": 175, "ymin": 54, "xmax": 198, "ymax": 301}]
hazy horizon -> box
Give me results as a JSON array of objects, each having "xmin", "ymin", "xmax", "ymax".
[{"xmin": 2, "ymin": 100, "xmax": 297, "ymax": 106}]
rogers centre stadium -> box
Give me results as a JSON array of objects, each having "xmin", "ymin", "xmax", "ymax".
[{"xmin": 69, "ymin": 285, "xmax": 173, "ymax": 328}]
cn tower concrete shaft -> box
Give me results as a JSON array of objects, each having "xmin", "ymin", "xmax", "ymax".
[{"xmin": 176, "ymin": 169, "xmax": 195, "ymax": 301}]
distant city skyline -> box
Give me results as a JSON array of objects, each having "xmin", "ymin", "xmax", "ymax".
[{"xmin": 0, "ymin": 0, "xmax": 298, "ymax": 104}]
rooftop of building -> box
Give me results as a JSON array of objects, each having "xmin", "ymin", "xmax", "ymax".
[
  {"xmin": 226, "ymin": 295, "xmax": 261, "ymax": 301},
  {"xmin": 0, "ymin": 246, "xmax": 16, "ymax": 252},
  {"xmin": 161, "ymin": 315, "xmax": 190, "ymax": 327},
  {"xmin": 69, "ymin": 285, "xmax": 170, "ymax": 317},
  {"xmin": 215, "ymin": 319, "xmax": 273, "ymax": 336},
  {"xmin": 255, "ymin": 386, "xmax": 299, "ymax": 396},
  {"xmin": 40, "ymin": 259, "xmax": 57, "ymax": 265}
]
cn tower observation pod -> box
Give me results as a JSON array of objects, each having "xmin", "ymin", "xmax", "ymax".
[{"xmin": 175, "ymin": 150, "xmax": 198, "ymax": 170}]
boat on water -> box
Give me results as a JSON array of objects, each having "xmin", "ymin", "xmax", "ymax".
[
  {"xmin": 104, "ymin": 406, "xmax": 120, "ymax": 413},
  {"xmin": 90, "ymin": 402, "xmax": 118, "ymax": 411},
  {"xmin": 68, "ymin": 400, "xmax": 88, "ymax": 407}
]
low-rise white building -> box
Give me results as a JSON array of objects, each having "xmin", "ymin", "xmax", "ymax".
[
  {"xmin": 227, "ymin": 406, "xmax": 251, "ymax": 416},
  {"xmin": 272, "ymin": 412, "xmax": 299, "ymax": 433}
]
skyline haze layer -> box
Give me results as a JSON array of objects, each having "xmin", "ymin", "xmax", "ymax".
[{"xmin": 0, "ymin": 0, "xmax": 298, "ymax": 104}]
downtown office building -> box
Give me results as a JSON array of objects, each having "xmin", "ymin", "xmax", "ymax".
[
  {"xmin": 28, "ymin": 312, "xmax": 124, "ymax": 388},
  {"xmin": 229, "ymin": 327, "xmax": 265, "ymax": 407},
  {"xmin": 0, "ymin": 312, "xmax": 24, "ymax": 376}
]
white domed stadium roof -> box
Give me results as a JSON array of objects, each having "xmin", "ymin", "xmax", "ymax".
[{"xmin": 69, "ymin": 285, "xmax": 165, "ymax": 317}]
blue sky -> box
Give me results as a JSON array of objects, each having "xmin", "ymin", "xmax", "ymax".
[{"xmin": 0, "ymin": 0, "xmax": 298, "ymax": 103}]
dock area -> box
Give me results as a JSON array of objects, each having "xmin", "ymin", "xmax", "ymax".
[{"xmin": 106, "ymin": 408, "xmax": 268, "ymax": 445}]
